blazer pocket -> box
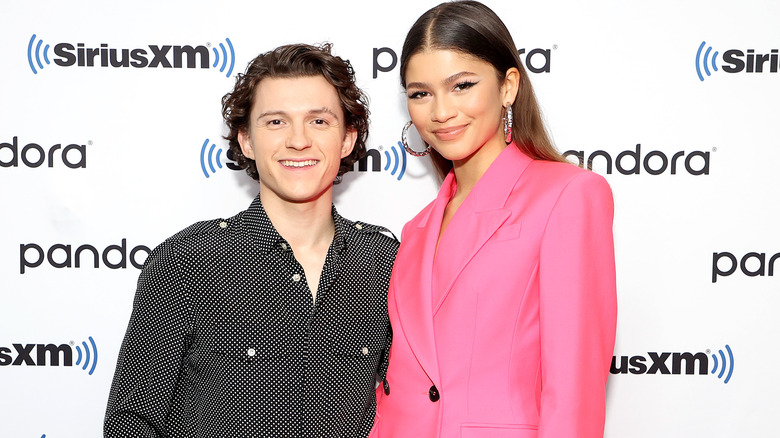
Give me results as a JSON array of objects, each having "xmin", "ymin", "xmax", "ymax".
[
  {"xmin": 488, "ymin": 222, "xmax": 522, "ymax": 244},
  {"xmin": 207, "ymin": 321, "xmax": 291, "ymax": 362},
  {"xmin": 460, "ymin": 422, "xmax": 537, "ymax": 438}
]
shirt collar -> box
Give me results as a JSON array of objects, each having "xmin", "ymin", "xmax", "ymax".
[{"xmin": 242, "ymin": 193, "xmax": 348, "ymax": 254}]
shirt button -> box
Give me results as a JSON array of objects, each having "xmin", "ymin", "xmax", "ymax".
[
  {"xmin": 292, "ymin": 273, "xmax": 301, "ymax": 282},
  {"xmin": 247, "ymin": 348, "xmax": 256, "ymax": 357},
  {"xmin": 219, "ymin": 221, "xmax": 227, "ymax": 229},
  {"xmin": 355, "ymin": 223, "xmax": 363, "ymax": 230},
  {"xmin": 428, "ymin": 385, "xmax": 440, "ymax": 402},
  {"xmin": 280, "ymin": 243, "xmax": 288, "ymax": 250},
  {"xmin": 361, "ymin": 347, "xmax": 369, "ymax": 355}
]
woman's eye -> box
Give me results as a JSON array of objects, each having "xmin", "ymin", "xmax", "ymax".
[
  {"xmin": 454, "ymin": 81, "xmax": 477, "ymax": 91},
  {"xmin": 408, "ymin": 91, "xmax": 428, "ymax": 99}
]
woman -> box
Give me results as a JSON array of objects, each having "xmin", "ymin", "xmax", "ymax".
[{"xmin": 373, "ymin": 2, "xmax": 617, "ymax": 437}]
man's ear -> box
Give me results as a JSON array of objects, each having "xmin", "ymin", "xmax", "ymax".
[
  {"xmin": 341, "ymin": 128, "xmax": 357, "ymax": 159},
  {"xmin": 237, "ymin": 130, "xmax": 255, "ymax": 160}
]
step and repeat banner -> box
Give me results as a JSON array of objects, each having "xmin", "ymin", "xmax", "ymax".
[{"xmin": 1, "ymin": 0, "xmax": 778, "ymax": 436}]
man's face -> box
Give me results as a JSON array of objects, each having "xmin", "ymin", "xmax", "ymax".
[{"xmin": 238, "ymin": 75, "xmax": 356, "ymax": 206}]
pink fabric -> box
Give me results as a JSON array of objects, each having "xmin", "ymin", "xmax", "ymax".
[{"xmin": 373, "ymin": 145, "xmax": 617, "ymax": 438}]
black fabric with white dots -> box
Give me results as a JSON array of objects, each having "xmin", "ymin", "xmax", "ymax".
[{"xmin": 104, "ymin": 194, "xmax": 398, "ymax": 437}]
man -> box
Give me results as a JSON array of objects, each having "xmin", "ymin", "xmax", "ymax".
[{"xmin": 104, "ymin": 43, "xmax": 397, "ymax": 437}]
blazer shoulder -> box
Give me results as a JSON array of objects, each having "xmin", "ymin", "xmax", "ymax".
[
  {"xmin": 528, "ymin": 159, "xmax": 612, "ymax": 194},
  {"xmin": 402, "ymin": 198, "xmax": 437, "ymax": 231}
]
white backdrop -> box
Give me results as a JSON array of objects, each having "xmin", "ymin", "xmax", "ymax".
[{"xmin": 1, "ymin": 1, "xmax": 778, "ymax": 436}]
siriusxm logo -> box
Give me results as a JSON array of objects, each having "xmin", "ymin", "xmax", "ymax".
[
  {"xmin": 355, "ymin": 143, "xmax": 407, "ymax": 181},
  {"xmin": 199, "ymin": 138, "xmax": 404, "ymax": 180},
  {"xmin": 0, "ymin": 336, "xmax": 98, "ymax": 375},
  {"xmin": 372, "ymin": 46, "xmax": 554, "ymax": 78},
  {"xmin": 564, "ymin": 144, "xmax": 710, "ymax": 176},
  {"xmin": 696, "ymin": 41, "xmax": 779, "ymax": 81},
  {"xmin": 712, "ymin": 250, "xmax": 779, "ymax": 283},
  {"xmin": 611, "ymin": 344, "xmax": 734, "ymax": 384},
  {"xmin": 27, "ymin": 34, "xmax": 235, "ymax": 77},
  {"xmin": 200, "ymin": 138, "xmax": 241, "ymax": 178}
]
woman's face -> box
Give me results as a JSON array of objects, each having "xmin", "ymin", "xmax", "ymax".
[{"xmin": 404, "ymin": 49, "xmax": 516, "ymax": 165}]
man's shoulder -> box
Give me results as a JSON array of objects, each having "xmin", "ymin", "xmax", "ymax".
[
  {"xmin": 339, "ymin": 215, "xmax": 399, "ymax": 254},
  {"xmin": 141, "ymin": 210, "xmax": 248, "ymax": 272},
  {"xmin": 165, "ymin": 210, "xmax": 245, "ymax": 245}
]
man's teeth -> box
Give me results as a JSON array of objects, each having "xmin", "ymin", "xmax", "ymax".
[{"xmin": 281, "ymin": 160, "xmax": 318, "ymax": 168}]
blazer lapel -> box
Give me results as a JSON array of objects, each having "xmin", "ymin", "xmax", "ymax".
[
  {"xmin": 392, "ymin": 174, "xmax": 454, "ymax": 386},
  {"xmin": 432, "ymin": 205, "xmax": 510, "ymax": 314},
  {"xmin": 393, "ymin": 145, "xmax": 533, "ymax": 383},
  {"xmin": 432, "ymin": 145, "xmax": 533, "ymax": 314}
]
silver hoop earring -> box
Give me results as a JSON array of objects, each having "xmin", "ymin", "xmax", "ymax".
[
  {"xmin": 504, "ymin": 105, "xmax": 513, "ymax": 144},
  {"xmin": 401, "ymin": 121, "xmax": 431, "ymax": 157}
]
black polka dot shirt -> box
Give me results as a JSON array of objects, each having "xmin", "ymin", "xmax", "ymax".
[{"xmin": 104, "ymin": 194, "xmax": 398, "ymax": 437}]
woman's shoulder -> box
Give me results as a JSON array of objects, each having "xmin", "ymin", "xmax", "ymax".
[
  {"xmin": 529, "ymin": 159, "xmax": 610, "ymax": 191},
  {"xmin": 406, "ymin": 198, "xmax": 437, "ymax": 226}
]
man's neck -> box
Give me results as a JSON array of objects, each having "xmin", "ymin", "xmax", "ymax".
[
  {"xmin": 260, "ymin": 188, "xmax": 336, "ymax": 251},
  {"xmin": 260, "ymin": 187, "xmax": 336, "ymax": 303}
]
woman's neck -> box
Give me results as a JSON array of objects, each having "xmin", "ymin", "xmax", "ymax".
[{"xmin": 451, "ymin": 136, "xmax": 508, "ymax": 200}]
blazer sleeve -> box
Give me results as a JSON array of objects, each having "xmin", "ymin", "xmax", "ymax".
[
  {"xmin": 537, "ymin": 171, "xmax": 617, "ymax": 438},
  {"xmin": 103, "ymin": 239, "xmax": 191, "ymax": 437}
]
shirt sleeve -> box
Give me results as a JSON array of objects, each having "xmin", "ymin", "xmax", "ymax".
[
  {"xmin": 377, "ymin": 236, "xmax": 398, "ymax": 383},
  {"xmin": 104, "ymin": 239, "xmax": 191, "ymax": 437},
  {"xmin": 538, "ymin": 171, "xmax": 618, "ymax": 438}
]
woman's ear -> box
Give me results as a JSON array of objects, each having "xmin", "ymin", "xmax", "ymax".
[{"xmin": 501, "ymin": 67, "xmax": 521, "ymax": 106}]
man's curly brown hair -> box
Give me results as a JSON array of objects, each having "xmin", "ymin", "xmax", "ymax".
[{"xmin": 221, "ymin": 43, "xmax": 369, "ymax": 182}]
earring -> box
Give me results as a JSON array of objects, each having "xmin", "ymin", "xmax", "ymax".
[
  {"xmin": 503, "ymin": 104, "xmax": 513, "ymax": 144},
  {"xmin": 401, "ymin": 121, "xmax": 431, "ymax": 157}
]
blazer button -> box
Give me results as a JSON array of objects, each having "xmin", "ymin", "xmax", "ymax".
[
  {"xmin": 428, "ymin": 385, "xmax": 439, "ymax": 402},
  {"xmin": 383, "ymin": 379, "xmax": 390, "ymax": 395}
]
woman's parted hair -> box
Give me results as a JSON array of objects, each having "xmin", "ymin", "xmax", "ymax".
[
  {"xmin": 221, "ymin": 43, "xmax": 369, "ymax": 181},
  {"xmin": 400, "ymin": 1, "xmax": 565, "ymax": 180}
]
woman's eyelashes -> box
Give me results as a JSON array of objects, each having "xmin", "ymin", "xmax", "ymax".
[
  {"xmin": 454, "ymin": 80, "xmax": 478, "ymax": 91},
  {"xmin": 406, "ymin": 81, "xmax": 479, "ymax": 99}
]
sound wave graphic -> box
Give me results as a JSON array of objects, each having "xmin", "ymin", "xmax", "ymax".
[
  {"xmin": 211, "ymin": 37, "xmax": 235, "ymax": 78},
  {"xmin": 383, "ymin": 142, "xmax": 407, "ymax": 181},
  {"xmin": 696, "ymin": 41, "xmax": 719, "ymax": 81},
  {"xmin": 710, "ymin": 344, "xmax": 734, "ymax": 384},
  {"xmin": 27, "ymin": 34, "xmax": 51, "ymax": 74},
  {"xmin": 74, "ymin": 336, "xmax": 98, "ymax": 376},
  {"xmin": 200, "ymin": 138, "xmax": 225, "ymax": 178}
]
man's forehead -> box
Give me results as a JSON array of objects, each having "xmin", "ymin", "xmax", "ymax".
[
  {"xmin": 252, "ymin": 75, "xmax": 342, "ymax": 115},
  {"xmin": 255, "ymin": 75, "xmax": 337, "ymax": 96}
]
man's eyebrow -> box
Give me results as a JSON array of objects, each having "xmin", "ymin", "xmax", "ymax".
[
  {"xmin": 255, "ymin": 107, "xmax": 339, "ymax": 119},
  {"xmin": 256, "ymin": 110, "xmax": 286, "ymax": 119},
  {"xmin": 308, "ymin": 107, "xmax": 339, "ymax": 118}
]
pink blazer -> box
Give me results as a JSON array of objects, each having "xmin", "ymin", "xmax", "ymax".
[{"xmin": 373, "ymin": 145, "xmax": 617, "ymax": 438}]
